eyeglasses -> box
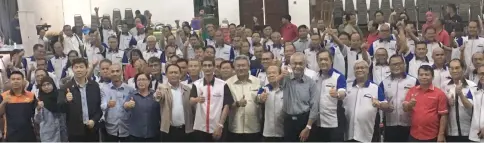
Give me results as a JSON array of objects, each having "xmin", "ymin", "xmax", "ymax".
[{"xmin": 41, "ymin": 83, "xmax": 52, "ymax": 87}]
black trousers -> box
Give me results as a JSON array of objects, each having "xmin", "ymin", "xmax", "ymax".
[
  {"xmin": 283, "ymin": 112, "xmax": 309, "ymax": 142},
  {"xmin": 68, "ymin": 127, "xmax": 99, "ymax": 142},
  {"xmin": 446, "ymin": 136, "xmax": 470, "ymax": 142},
  {"xmin": 384, "ymin": 126, "xmax": 410, "ymax": 142},
  {"xmin": 309, "ymin": 126, "xmax": 345, "ymax": 142},
  {"xmin": 5, "ymin": 130, "xmax": 36, "ymax": 142},
  {"xmin": 227, "ymin": 132, "xmax": 261, "ymax": 142},
  {"xmin": 161, "ymin": 125, "xmax": 193, "ymax": 142},
  {"xmin": 408, "ymin": 135, "xmax": 437, "ymax": 142},
  {"xmin": 104, "ymin": 133, "xmax": 129, "ymax": 142},
  {"xmin": 194, "ymin": 130, "xmax": 220, "ymax": 142},
  {"xmin": 263, "ymin": 137, "xmax": 284, "ymax": 142},
  {"xmin": 128, "ymin": 135, "xmax": 160, "ymax": 142}
]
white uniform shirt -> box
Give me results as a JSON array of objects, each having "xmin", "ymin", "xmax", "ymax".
[
  {"xmin": 407, "ymin": 57, "xmax": 433, "ymax": 78},
  {"xmin": 85, "ymin": 44, "xmax": 104, "ymax": 65},
  {"xmin": 344, "ymin": 80, "xmax": 384, "ymax": 142},
  {"xmin": 379, "ymin": 74, "xmax": 418, "ymax": 126},
  {"xmin": 432, "ymin": 65, "xmax": 451, "ymax": 89},
  {"xmin": 49, "ymin": 56, "xmax": 68, "ymax": 82},
  {"xmin": 105, "ymin": 50, "xmax": 126, "ymax": 65},
  {"xmin": 316, "ymin": 69, "xmax": 346, "ymax": 128},
  {"xmin": 118, "ymin": 34, "xmax": 135, "ymax": 50},
  {"xmin": 368, "ymin": 38, "xmax": 398, "ymax": 57},
  {"xmin": 259, "ymin": 85, "xmax": 284, "ymax": 137},
  {"xmin": 469, "ymin": 85, "xmax": 484, "ymax": 141},
  {"xmin": 346, "ymin": 47, "xmax": 372, "ymax": 82},
  {"xmin": 407, "ymin": 38, "xmax": 416, "ymax": 54},
  {"xmin": 62, "ymin": 34, "xmax": 83, "ymax": 54},
  {"xmin": 441, "ymin": 79, "xmax": 475, "ymax": 136},
  {"xmin": 226, "ymin": 76, "xmax": 262, "ymax": 133},
  {"xmin": 214, "ymin": 44, "xmax": 234, "ymax": 61},
  {"xmin": 330, "ymin": 45, "xmax": 347, "ymax": 76},
  {"xmin": 142, "ymin": 50, "xmax": 163, "ymax": 61},
  {"xmin": 371, "ymin": 62, "xmax": 390, "ymax": 84},
  {"xmin": 303, "ymin": 48, "xmax": 321, "ymax": 72},
  {"xmin": 265, "ymin": 44, "xmax": 284, "ymax": 60},
  {"xmin": 425, "ymin": 42, "xmax": 443, "ymax": 62},
  {"xmin": 458, "ymin": 37, "xmax": 484, "ymax": 70},
  {"xmin": 192, "ymin": 78, "xmax": 230, "ymax": 133}
]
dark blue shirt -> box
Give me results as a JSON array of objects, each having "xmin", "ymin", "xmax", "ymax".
[{"xmin": 125, "ymin": 90, "xmax": 160, "ymax": 138}]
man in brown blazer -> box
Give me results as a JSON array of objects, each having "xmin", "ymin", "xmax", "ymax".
[{"xmin": 155, "ymin": 64, "xmax": 195, "ymax": 142}]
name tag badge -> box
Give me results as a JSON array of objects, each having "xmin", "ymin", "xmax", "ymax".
[
  {"xmin": 363, "ymin": 94, "xmax": 372, "ymax": 99},
  {"xmin": 292, "ymin": 116, "xmax": 297, "ymax": 120},
  {"xmin": 478, "ymin": 44, "xmax": 484, "ymax": 47}
]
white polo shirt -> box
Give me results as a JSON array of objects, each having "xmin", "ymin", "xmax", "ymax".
[
  {"xmin": 368, "ymin": 37, "xmax": 398, "ymax": 57},
  {"xmin": 251, "ymin": 69, "xmax": 267, "ymax": 86},
  {"xmin": 303, "ymin": 48, "xmax": 321, "ymax": 72},
  {"xmin": 407, "ymin": 38, "xmax": 417, "ymax": 54},
  {"xmin": 49, "ymin": 56, "xmax": 68, "ymax": 82},
  {"xmin": 316, "ymin": 69, "xmax": 346, "ymax": 128},
  {"xmin": 258, "ymin": 84, "xmax": 284, "ymax": 137},
  {"xmin": 344, "ymin": 80, "xmax": 385, "ymax": 142},
  {"xmin": 214, "ymin": 44, "xmax": 235, "ymax": 61},
  {"xmin": 192, "ymin": 78, "xmax": 232, "ymax": 133},
  {"xmin": 265, "ymin": 44, "xmax": 284, "ymax": 60},
  {"xmin": 104, "ymin": 49, "xmax": 127, "ymax": 65},
  {"xmin": 379, "ymin": 74, "xmax": 418, "ymax": 126},
  {"xmin": 407, "ymin": 55, "xmax": 433, "ymax": 78},
  {"xmin": 469, "ymin": 84, "xmax": 484, "ymax": 142},
  {"xmin": 441, "ymin": 79, "xmax": 475, "ymax": 136},
  {"xmin": 425, "ymin": 42, "xmax": 443, "ymax": 62},
  {"xmin": 432, "ymin": 65, "xmax": 451, "ymax": 89},
  {"xmin": 371, "ymin": 62, "xmax": 390, "ymax": 84},
  {"xmin": 142, "ymin": 50, "xmax": 163, "ymax": 61},
  {"xmin": 456, "ymin": 37, "xmax": 484, "ymax": 70}
]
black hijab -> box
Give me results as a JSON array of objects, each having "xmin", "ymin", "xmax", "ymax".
[{"xmin": 37, "ymin": 76, "xmax": 59, "ymax": 113}]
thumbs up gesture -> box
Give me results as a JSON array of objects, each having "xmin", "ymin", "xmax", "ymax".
[
  {"xmin": 455, "ymin": 80, "xmax": 463, "ymax": 93},
  {"xmin": 260, "ymin": 89, "xmax": 268, "ymax": 103},
  {"xmin": 2, "ymin": 93, "xmax": 11, "ymax": 104},
  {"xmin": 107, "ymin": 97, "xmax": 116, "ymax": 108},
  {"xmin": 409, "ymin": 94, "xmax": 417, "ymax": 107},
  {"xmin": 154, "ymin": 90, "xmax": 164, "ymax": 102},
  {"xmin": 329, "ymin": 87, "xmax": 338, "ymax": 98},
  {"xmin": 124, "ymin": 97, "xmax": 136, "ymax": 109},
  {"xmin": 238, "ymin": 95, "xmax": 247, "ymax": 107},
  {"xmin": 66, "ymin": 89, "xmax": 73, "ymax": 102},
  {"xmin": 37, "ymin": 101, "xmax": 44, "ymax": 111},
  {"xmin": 372, "ymin": 97, "xmax": 380, "ymax": 108}
]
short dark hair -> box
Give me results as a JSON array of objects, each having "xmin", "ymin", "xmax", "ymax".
[
  {"xmin": 205, "ymin": 45, "xmax": 216, "ymax": 54},
  {"xmin": 282, "ymin": 14, "xmax": 292, "ymax": 22},
  {"xmin": 316, "ymin": 49, "xmax": 333, "ymax": 63},
  {"xmin": 229, "ymin": 23, "xmax": 237, "ymax": 27},
  {"xmin": 424, "ymin": 26, "xmax": 437, "ymax": 33},
  {"xmin": 219, "ymin": 60, "xmax": 233, "ymax": 69},
  {"xmin": 176, "ymin": 58, "xmax": 188, "ymax": 65},
  {"xmin": 108, "ymin": 35, "xmax": 117, "ymax": 41},
  {"xmin": 135, "ymin": 10, "xmax": 141, "ymax": 14},
  {"xmin": 297, "ymin": 25, "xmax": 308, "ymax": 30},
  {"xmin": 34, "ymin": 69, "xmax": 49, "ymax": 77},
  {"xmin": 447, "ymin": 3, "xmax": 457, "ymax": 12},
  {"xmin": 71, "ymin": 58, "xmax": 89, "ymax": 68},
  {"xmin": 388, "ymin": 54, "xmax": 405, "ymax": 65},
  {"xmin": 262, "ymin": 51, "xmax": 275, "ymax": 59},
  {"xmin": 33, "ymin": 44, "xmax": 44, "ymax": 51},
  {"xmin": 449, "ymin": 58, "xmax": 467, "ymax": 70},
  {"xmin": 374, "ymin": 10, "xmax": 384, "ymax": 17},
  {"xmin": 99, "ymin": 59, "xmax": 112, "ymax": 66},
  {"xmin": 9, "ymin": 71, "xmax": 24, "ymax": 79},
  {"xmin": 201, "ymin": 57, "xmax": 215, "ymax": 66},
  {"xmin": 130, "ymin": 49, "xmax": 144, "ymax": 64},
  {"xmin": 133, "ymin": 73, "xmax": 151, "ymax": 89},
  {"xmin": 415, "ymin": 41, "xmax": 427, "ymax": 47},
  {"xmin": 148, "ymin": 57, "xmax": 161, "ymax": 64},
  {"xmin": 418, "ymin": 65, "xmax": 434, "ymax": 77},
  {"xmin": 165, "ymin": 64, "xmax": 181, "ymax": 72},
  {"xmin": 338, "ymin": 32, "xmax": 350, "ymax": 39},
  {"xmin": 345, "ymin": 12, "xmax": 355, "ymax": 21}
]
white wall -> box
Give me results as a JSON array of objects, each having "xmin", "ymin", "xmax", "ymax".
[
  {"xmin": 218, "ymin": 0, "xmax": 240, "ymax": 25},
  {"xmin": 288, "ymin": 0, "xmax": 310, "ymax": 27}
]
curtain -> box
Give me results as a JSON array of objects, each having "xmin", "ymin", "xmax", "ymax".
[{"xmin": 0, "ymin": 0, "xmax": 18, "ymax": 44}]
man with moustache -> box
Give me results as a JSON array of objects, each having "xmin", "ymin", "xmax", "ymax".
[
  {"xmin": 257, "ymin": 65, "xmax": 285, "ymax": 142},
  {"xmin": 156, "ymin": 64, "xmax": 195, "ymax": 142},
  {"xmin": 469, "ymin": 65, "xmax": 484, "ymax": 142}
]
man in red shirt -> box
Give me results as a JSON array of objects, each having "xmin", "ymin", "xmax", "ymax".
[
  {"xmin": 403, "ymin": 65, "xmax": 448, "ymax": 142},
  {"xmin": 280, "ymin": 15, "xmax": 298, "ymax": 42},
  {"xmin": 434, "ymin": 19, "xmax": 450, "ymax": 46}
]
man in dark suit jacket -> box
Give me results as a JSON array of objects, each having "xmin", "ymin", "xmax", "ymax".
[{"xmin": 58, "ymin": 58, "xmax": 102, "ymax": 142}]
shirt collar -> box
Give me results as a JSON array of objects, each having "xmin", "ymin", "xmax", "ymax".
[
  {"xmin": 390, "ymin": 73, "xmax": 408, "ymax": 80},
  {"xmin": 416, "ymin": 84, "xmax": 436, "ymax": 91},
  {"xmin": 109, "ymin": 82, "xmax": 126, "ymax": 90},
  {"xmin": 468, "ymin": 36, "xmax": 479, "ymax": 40},
  {"xmin": 379, "ymin": 36, "xmax": 394, "ymax": 42},
  {"xmin": 432, "ymin": 64, "xmax": 448, "ymax": 71},
  {"xmin": 415, "ymin": 56, "xmax": 429, "ymax": 62},
  {"xmin": 447, "ymin": 79, "xmax": 469, "ymax": 86},
  {"xmin": 134, "ymin": 90, "xmax": 155, "ymax": 97},
  {"xmin": 234, "ymin": 76, "xmax": 253, "ymax": 84},
  {"xmin": 375, "ymin": 61, "xmax": 389, "ymax": 66},
  {"xmin": 74, "ymin": 78, "xmax": 89, "ymax": 88},
  {"xmin": 319, "ymin": 68, "xmax": 336, "ymax": 77},
  {"xmin": 203, "ymin": 77, "xmax": 216, "ymax": 86},
  {"xmin": 352, "ymin": 80, "xmax": 372, "ymax": 87}
]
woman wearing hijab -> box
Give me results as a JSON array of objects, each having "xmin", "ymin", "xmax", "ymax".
[
  {"xmin": 422, "ymin": 11, "xmax": 435, "ymax": 32},
  {"xmin": 34, "ymin": 76, "xmax": 68, "ymax": 142}
]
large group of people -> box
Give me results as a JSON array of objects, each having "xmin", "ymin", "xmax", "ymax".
[{"xmin": 2, "ymin": 3, "xmax": 484, "ymax": 142}]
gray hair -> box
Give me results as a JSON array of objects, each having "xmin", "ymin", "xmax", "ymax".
[
  {"xmin": 234, "ymin": 55, "xmax": 251, "ymax": 66},
  {"xmin": 353, "ymin": 60, "xmax": 369, "ymax": 69},
  {"xmin": 290, "ymin": 52, "xmax": 307, "ymax": 64}
]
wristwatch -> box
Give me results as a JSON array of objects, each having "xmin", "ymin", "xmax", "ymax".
[{"xmin": 305, "ymin": 125, "xmax": 312, "ymax": 130}]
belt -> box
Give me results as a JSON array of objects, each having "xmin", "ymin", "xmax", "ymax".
[
  {"xmin": 171, "ymin": 125, "xmax": 185, "ymax": 129},
  {"xmin": 285, "ymin": 111, "xmax": 309, "ymax": 121}
]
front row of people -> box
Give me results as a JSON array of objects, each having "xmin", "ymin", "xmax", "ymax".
[{"xmin": 3, "ymin": 51, "xmax": 484, "ymax": 142}]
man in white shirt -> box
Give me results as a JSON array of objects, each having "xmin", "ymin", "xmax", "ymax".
[
  {"xmin": 190, "ymin": 57, "xmax": 234, "ymax": 141},
  {"xmin": 371, "ymin": 48, "xmax": 390, "ymax": 84},
  {"xmin": 432, "ymin": 48, "xmax": 451, "ymax": 89},
  {"xmin": 441, "ymin": 59, "xmax": 474, "ymax": 142},
  {"xmin": 293, "ymin": 25, "xmax": 311, "ymax": 52},
  {"xmin": 102, "ymin": 36, "xmax": 127, "ymax": 65},
  {"xmin": 456, "ymin": 21, "xmax": 484, "ymax": 70},
  {"xmin": 99, "ymin": 18, "xmax": 116, "ymax": 44},
  {"xmin": 379, "ymin": 55, "xmax": 418, "ymax": 142},
  {"xmin": 50, "ymin": 42, "xmax": 68, "ymax": 82},
  {"xmin": 213, "ymin": 31, "xmax": 235, "ymax": 61},
  {"xmin": 310, "ymin": 50, "xmax": 346, "ymax": 142},
  {"xmin": 251, "ymin": 51, "xmax": 274, "ymax": 85},
  {"xmin": 344, "ymin": 60, "xmax": 385, "ymax": 142},
  {"xmin": 468, "ymin": 52, "xmax": 484, "ymax": 83},
  {"xmin": 265, "ymin": 32, "xmax": 284, "ymax": 60},
  {"xmin": 61, "ymin": 25, "xmax": 83, "ymax": 55},
  {"xmin": 368, "ymin": 24, "xmax": 398, "ymax": 57},
  {"xmin": 182, "ymin": 59, "xmax": 203, "ymax": 86},
  {"xmin": 142, "ymin": 36, "xmax": 163, "ymax": 62},
  {"xmin": 304, "ymin": 34, "xmax": 323, "ymax": 72},
  {"xmin": 117, "ymin": 23, "xmax": 137, "ymax": 50},
  {"xmin": 226, "ymin": 56, "xmax": 262, "ymax": 142},
  {"xmin": 407, "ymin": 41, "xmax": 432, "ymax": 77},
  {"xmin": 257, "ymin": 65, "xmax": 284, "ymax": 142},
  {"xmin": 469, "ymin": 66, "xmax": 484, "ymax": 142}
]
